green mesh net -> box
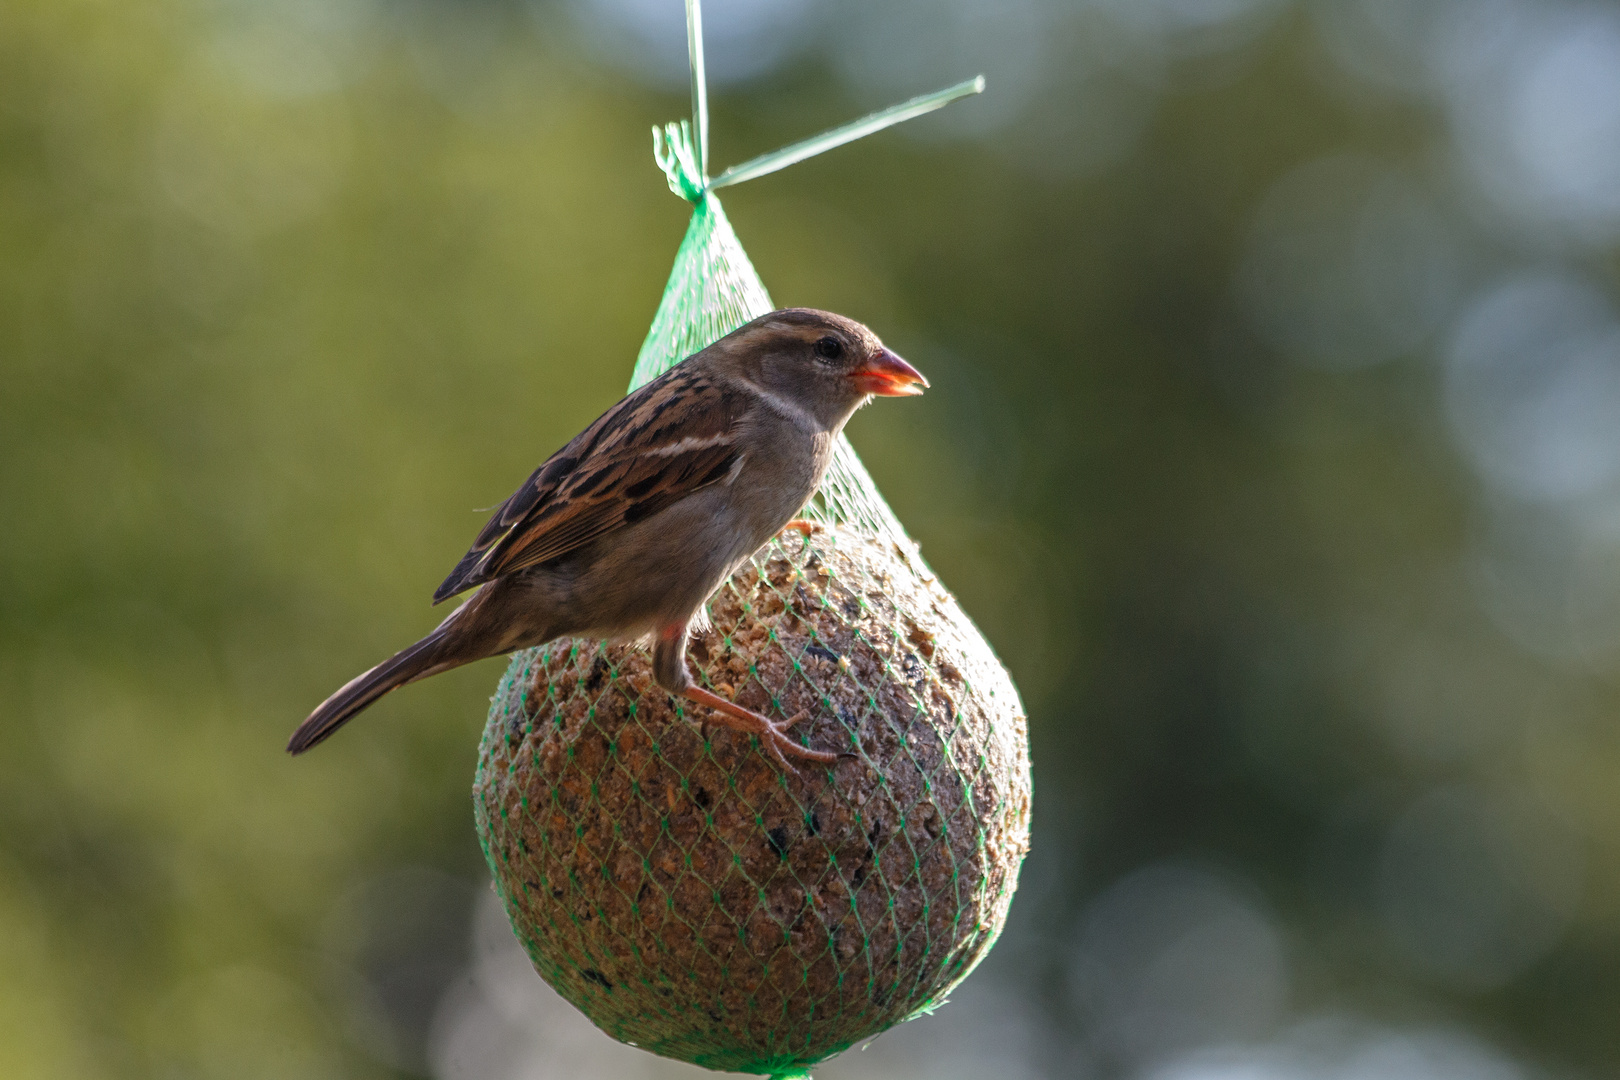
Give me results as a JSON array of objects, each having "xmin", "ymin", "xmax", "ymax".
[{"xmin": 472, "ymin": 12, "xmax": 1029, "ymax": 1077}]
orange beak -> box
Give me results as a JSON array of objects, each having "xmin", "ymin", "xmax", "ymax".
[{"xmin": 849, "ymin": 347, "xmax": 928, "ymax": 397}]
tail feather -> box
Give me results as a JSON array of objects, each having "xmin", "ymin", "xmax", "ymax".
[{"xmin": 288, "ymin": 631, "xmax": 454, "ymax": 755}]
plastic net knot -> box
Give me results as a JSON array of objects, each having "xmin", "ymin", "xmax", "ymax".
[{"xmin": 653, "ymin": 119, "xmax": 707, "ymax": 203}]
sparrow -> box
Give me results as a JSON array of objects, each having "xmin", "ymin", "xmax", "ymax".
[{"xmin": 288, "ymin": 308, "xmax": 927, "ymax": 769}]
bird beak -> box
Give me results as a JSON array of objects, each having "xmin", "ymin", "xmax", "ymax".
[{"xmin": 849, "ymin": 347, "xmax": 928, "ymax": 397}]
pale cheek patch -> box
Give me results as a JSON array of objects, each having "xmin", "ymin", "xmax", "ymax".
[{"xmin": 737, "ymin": 378, "xmax": 818, "ymax": 430}]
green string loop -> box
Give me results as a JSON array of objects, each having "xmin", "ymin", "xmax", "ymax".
[{"xmin": 652, "ymin": 119, "xmax": 706, "ymax": 202}]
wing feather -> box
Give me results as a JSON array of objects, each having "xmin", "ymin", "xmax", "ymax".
[{"xmin": 432, "ymin": 366, "xmax": 747, "ymax": 602}]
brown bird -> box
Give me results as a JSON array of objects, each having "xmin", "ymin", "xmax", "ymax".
[{"xmin": 288, "ymin": 309, "xmax": 926, "ymax": 768}]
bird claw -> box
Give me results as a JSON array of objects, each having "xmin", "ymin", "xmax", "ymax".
[
  {"xmin": 763, "ymin": 735, "xmax": 804, "ymax": 778},
  {"xmin": 758, "ymin": 714, "xmax": 839, "ymax": 776},
  {"xmin": 782, "ymin": 519, "xmax": 823, "ymax": 540},
  {"xmin": 681, "ymin": 687, "xmax": 838, "ymax": 775}
]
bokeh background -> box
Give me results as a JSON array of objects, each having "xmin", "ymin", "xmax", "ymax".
[{"xmin": 6, "ymin": 0, "xmax": 1620, "ymax": 1077}]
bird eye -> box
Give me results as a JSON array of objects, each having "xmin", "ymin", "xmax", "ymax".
[{"xmin": 814, "ymin": 336, "xmax": 843, "ymax": 361}]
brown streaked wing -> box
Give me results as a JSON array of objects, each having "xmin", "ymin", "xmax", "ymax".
[{"xmin": 432, "ymin": 365, "xmax": 746, "ymax": 602}]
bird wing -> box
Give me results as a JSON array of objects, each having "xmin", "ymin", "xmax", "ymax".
[{"xmin": 432, "ymin": 365, "xmax": 748, "ymax": 602}]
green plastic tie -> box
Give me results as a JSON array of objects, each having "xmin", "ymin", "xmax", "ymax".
[
  {"xmin": 652, "ymin": 0, "xmax": 982, "ymax": 204},
  {"xmin": 710, "ymin": 76, "xmax": 984, "ymax": 192}
]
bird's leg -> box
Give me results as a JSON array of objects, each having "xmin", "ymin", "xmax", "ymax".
[{"xmin": 652, "ymin": 622, "xmax": 838, "ymax": 773}]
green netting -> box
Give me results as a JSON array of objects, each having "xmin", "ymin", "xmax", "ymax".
[{"xmin": 472, "ymin": 9, "xmax": 1029, "ymax": 1078}]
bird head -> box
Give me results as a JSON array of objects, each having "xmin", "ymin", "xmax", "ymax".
[{"xmin": 721, "ymin": 309, "xmax": 927, "ymax": 428}]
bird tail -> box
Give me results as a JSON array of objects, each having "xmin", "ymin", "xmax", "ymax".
[{"xmin": 287, "ymin": 629, "xmax": 459, "ymax": 755}]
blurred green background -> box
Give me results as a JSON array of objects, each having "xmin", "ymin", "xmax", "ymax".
[{"xmin": 7, "ymin": 0, "xmax": 1620, "ymax": 1077}]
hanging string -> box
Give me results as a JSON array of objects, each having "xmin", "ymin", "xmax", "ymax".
[{"xmin": 654, "ymin": 0, "xmax": 982, "ymax": 206}]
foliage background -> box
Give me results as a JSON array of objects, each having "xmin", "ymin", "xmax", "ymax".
[{"xmin": 5, "ymin": 1, "xmax": 1620, "ymax": 1077}]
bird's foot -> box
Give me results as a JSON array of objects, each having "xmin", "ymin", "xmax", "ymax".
[
  {"xmin": 782, "ymin": 518, "xmax": 823, "ymax": 540},
  {"xmin": 682, "ymin": 685, "xmax": 838, "ymax": 776}
]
